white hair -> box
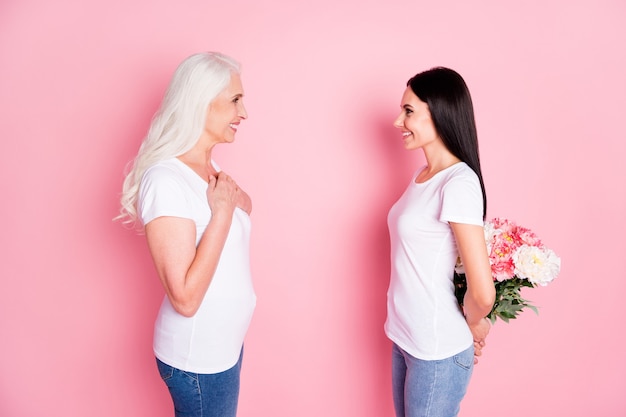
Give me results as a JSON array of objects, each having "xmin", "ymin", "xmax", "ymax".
[{"xmin": 117, "ymin": 52, "xmax": 241, "ymax": 226}]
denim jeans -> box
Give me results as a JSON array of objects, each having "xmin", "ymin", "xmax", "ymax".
[
  {"xmin": 392, "ymin": 343, "xmax": 474, "ymax": 417},
  {"xmin": 156, "ymin": 348, "xmax": 243, "ymax": 417}
]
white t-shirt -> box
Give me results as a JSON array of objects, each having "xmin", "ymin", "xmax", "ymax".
[
  {"xmin": 139, "ymin": 157, "xmax": 256, "ymax": 374},
  {"xmin": 385, "ymin": 162, "xmax": 484, "ymax": 360}
]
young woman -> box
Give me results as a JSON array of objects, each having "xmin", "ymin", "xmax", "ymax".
[
  {"xmin": 117, "ymin": 52, "xmax": 256, "ymax": 417},
  {"xmin": 385, "ymin": 67, "xmax": 496, "ymax": 417}
]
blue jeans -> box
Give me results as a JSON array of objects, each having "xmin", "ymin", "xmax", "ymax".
[
  {"xmin": 156, "ymin": 348, "xmax": 243, "ymax": 417},
  {"xmin": 392, "ymin": 343, "xmax": 474, "ymax": 417}
]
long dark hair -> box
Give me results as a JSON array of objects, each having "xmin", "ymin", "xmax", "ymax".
[{"xmin": 408, "ymin": 67, "xmax": 487, "ymax": 219}]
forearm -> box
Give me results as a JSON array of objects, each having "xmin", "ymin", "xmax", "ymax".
[
  {"xmin": 463, "ymin": 289, "xmax": 494, "ymax": 325},
  {"xmin": 462, "ymin": 274, "xmax": 494, "ymax": 356},
  {"xmin": 463, "ymin": 267, "xmax": 496, "ymax": 323},
  {"xmin": 176, "ymin": 211, "xmax": 233, "ymax": 316}
]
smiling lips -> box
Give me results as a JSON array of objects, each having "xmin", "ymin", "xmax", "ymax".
[
  {"xmin": 229, "ymin": 123, "xmax": 239, "ymax": 131},
  {"xmin": 402, "ymin": 131, "xmax": 412, "ymax": 138}
]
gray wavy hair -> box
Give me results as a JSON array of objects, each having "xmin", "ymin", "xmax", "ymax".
[{"xmin": 116, "ymin": 52, "xmax": 241, "ymax": 226}]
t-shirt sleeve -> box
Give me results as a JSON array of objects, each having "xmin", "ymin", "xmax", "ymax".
[
  {"xmin": 138, "ymin": 165, "xmax": 192, "ymax": 226},
  {"xmin": 439, "ymin": 174, "xmax": 484, "ymax": 226}
]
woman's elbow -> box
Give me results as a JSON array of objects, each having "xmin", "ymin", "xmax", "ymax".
[
  {"xmin": 169, "ymin": 297, "xmax": 200, "ymax": 318},
  {"xmin": 467, "ymin": 285, "xmax": 496, "ymax": 313},
  {"xmin": 476, "ymin": 286, "xmax": 496, "ymax": 312},
  {"xmin": 176, "ymin": 305, "xmax": 199, "ymax": 318}
]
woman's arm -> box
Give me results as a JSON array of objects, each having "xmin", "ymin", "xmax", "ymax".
[
  {"xmin": 145, "ymin": 173, "xmax": 239, "ymax": 317},
  {"xmin": 450, "ymin": 222, "xmax": 496, "ymax": 360}
]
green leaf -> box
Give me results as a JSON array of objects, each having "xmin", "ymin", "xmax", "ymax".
[{"xmin": 454, "ymin": 273, "xmax": 542, "ymax": 324}]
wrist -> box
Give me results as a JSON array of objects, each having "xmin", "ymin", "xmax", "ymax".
[{"xmin": 210, "ymin": 207, "xmax": 233, "ymax": 223}]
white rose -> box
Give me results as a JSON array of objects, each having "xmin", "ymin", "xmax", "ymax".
[
  {"xmin": 513, "ymin": 245, "xmax": 561, "ymax": 286},
  {"xmin": 483, "ymin": 222, "xmax": 500, "ymax": 253}
]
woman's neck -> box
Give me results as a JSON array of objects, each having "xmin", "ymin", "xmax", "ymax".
[
  {"xmin": 417, "ymin": 147, "xmax": 461, "ymax": 183},
  {"xmin": 177, "ymin": 146, "xmax": 218, "ymax": 180}
]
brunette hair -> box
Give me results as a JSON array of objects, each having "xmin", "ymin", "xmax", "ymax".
[{"xmin": 408, "ymin": 67, "xmax": 487, "ymax": 218}]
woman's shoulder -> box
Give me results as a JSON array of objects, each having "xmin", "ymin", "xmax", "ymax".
[
  {"xmin": 141, "ymin": 158, "xmax": 191, "ymax": 189},
  {"xmin": 444, "ymin": 162, "xmax": 478, "ymax": 181},
  {"xmin": 438, "ymin": 163, "xmax": 481, "ymax": 194},
  {"xmin": 147, "ymin": 157, "xmax": 180, "ymax": 171},
  {"xmin": 145, "ymin": 158, "xmax": 190, "ymax": 178}
]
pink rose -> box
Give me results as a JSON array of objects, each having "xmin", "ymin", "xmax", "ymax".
[
  {"xmin": 491, "ymin": 258, "xmax": 515, "ymax": 281},
  {"xmin": 516, "ymin": 225, "xmax": 542, "ymax": 247}
]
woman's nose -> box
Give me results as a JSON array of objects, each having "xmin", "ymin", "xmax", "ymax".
[
  {"xmin": 239, "ymin": 103, "xmax": 248, "ymax": 119},
  {"xmin": 393, "ymin": 114, "xmax": 404, "ymax": 128}
]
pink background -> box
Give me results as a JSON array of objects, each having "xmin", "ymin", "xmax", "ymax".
[{"xmin": 1, "ymin": 0, "xmax": 625, "ymax": 416}]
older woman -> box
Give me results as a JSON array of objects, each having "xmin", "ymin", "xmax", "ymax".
[{"xmin": 118, "ymin": 52, "xmax": 256, "ymax": 417}]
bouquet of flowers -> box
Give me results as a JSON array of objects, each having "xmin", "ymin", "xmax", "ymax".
[{"xmin": 454, "ymin": 218, "xmax": 561, "ymax": 323}]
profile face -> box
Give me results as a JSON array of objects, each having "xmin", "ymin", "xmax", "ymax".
[
  {"xmin": 393, "ymin": 87, "xmax": 439, "ymax": 151},
  {"xmin": 204, "ymin": 73, "xmax": 248, "ymax": 144}
]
